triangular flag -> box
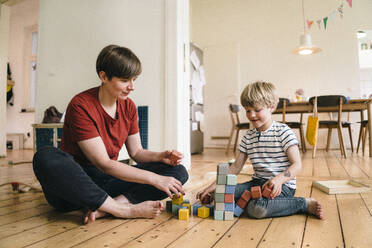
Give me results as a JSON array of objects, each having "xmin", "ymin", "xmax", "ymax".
[
  {"xmin": 346, "ymin": 0, "xmax": 352, "ymax": 8},
  {"xmin": 307, "ymin": 20, "xmax": 314, "ymax": 30},
  {"xmin": 323, "ymin": 17, "xmax": 328, "ymax": 30},
  {"xmin": 338, "ymin": 3, "xmax": 344, "ymax": 19},
  {"xmin": 330, "ymin": 11, "xmax": 336, "ymax": 22},
  {"xmin": 316, "ymin": 20, "xmax": 322, "ymax": 29}
]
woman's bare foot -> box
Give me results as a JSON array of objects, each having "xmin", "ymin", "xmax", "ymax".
[{"xmin": 306, "ymin": 198, "xmax": 324, "ymax": 219}]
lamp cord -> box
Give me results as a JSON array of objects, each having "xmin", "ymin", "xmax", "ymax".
[{"xmin": 302, "ymin": 0, "xmax": 306, "ymax": 34}]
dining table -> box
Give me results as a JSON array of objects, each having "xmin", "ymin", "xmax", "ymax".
[{"xmin": 274, "ymin": 99, "xmax": 372, "ymax": 157}]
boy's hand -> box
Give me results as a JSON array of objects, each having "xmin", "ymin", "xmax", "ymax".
[
  {"xmin": 262, "ymin": 177, "xmax": 283, "ymax": 199},
  {"xmin": 152, "ymin": 175, "xmax": 185, "ymax": 198},
  {"xmin": 196, "ymin": 182, "xmax": 216, "ymax": 204},
  {"xmin": 160, "ymin": 150, "xmax": 183, "ymax": 166}
]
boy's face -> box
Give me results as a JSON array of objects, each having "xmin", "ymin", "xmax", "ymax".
[
  {"xmin": 244, "ymin": 104, "xmax": 276, "ymax": 131},
  {"xmin": 100, "ymin": 71, "xmax": 137, "ymax": 100}
]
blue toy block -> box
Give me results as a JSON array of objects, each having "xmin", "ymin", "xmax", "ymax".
[
  {"xmin": 214, "ymin": 210, "xmax": 224, "ymax": 220},
  {"xmin": 225, "ymin": 203, "xmax": 234, "ymax": 211},
  {"xmin": 183, "ymin": 199, "xmax": 190, "ymax": 204},
  {"xmin": 172, "ymin": 204, "xmax": 182, "ymax": 215},
  {"xmin": 225, "ymin": 185, "xmax": 236, "ymax": 194},
  {"xmin": 166, "ymin": 200, "xmax": 172, "ymax": 212},
  {"xmin": 234, "ymin": 205, "xmax": 244, "ymax": 217},
  {"xmin": 206, "ymin": 204, "xmax": 214, "ymax": 216},
  {"xmin": 192, "ymin": 203, "xmax": 202, "ymax": 215},
  {"xmin": 226, "ymin": 174, "xmax": 237, "ymax": 185}
]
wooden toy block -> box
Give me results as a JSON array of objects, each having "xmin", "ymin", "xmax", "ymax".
[
  {"xmin": 237, "ymin": 198, "xmax": 248, "ymax": 209},
  {"xmin": 170, "ymin": 150, "xmax": 182, "ymax": 164},
  {"xmin": 225, "ymin": 185, "xmax": 236, "ymax": 194},
  {"xmin": 234, "ymin": 205, "xmax": 244, "ymax": 217},
  {"xmin": 262, "ymin": 187, "xmax": 272, "ymax": 198},
  {"xmin": 178, "ymin": 208, "xmax": 189, "ymax": 220},
  {"xmin": 215, "ymin": 185, "xmax": 225, "ymax": 194},
  {"xmin": 214, "ymin": 193, "xmax": 225, "ymax": 203},
  {"xmin": 217, "ymin": 175, "xmax": 227, "ymax": 185},
  {"xmin": 166, "ymin": 200, "xmax": 172, "ymax": 212},
  {"xmin": 206, "ymin": 204, "xmax": 214, "ymax": 216},
  {"xmin": 183, "ymin": 199, "xmax": 190, "ymax": 204},
  {"xmin": 226, "ymin": 175, "xmax": 237, "ymax": 185},
  {"xmin": 240, "ymin": 190, "xmax": 251, "ymax": 202},
  {"xmin": 198, "ymin": 206, "xmax": 210, "ymax": 218},
  {"xmin": 192, "ymin": 203, "xmax": 202, "ymax": 215},
  {"xmin": 182, "ymin": 203, "xmax": 192, "ymax": 214},
  {"xmin": 225, "ymin": 203, "xmax": 234, "ymax": 211},
  {"xmin": 214, "ymin": 210, "xmax": 224, "ymax": 220},
  {"xmin": 11, "ymin": 182, "xmax": 19, "ymax": 191},
  {"xmin": 217, "ymin": 163, "xmax": 229, "ymax": 175},
  {"xmin": 172, "ymin": 194, "xmax": 183, "ymax": 205},
  {"xmin": 251, "ymin": 186, "xmax": 262, "ymax": 199},
  {"xmin": 224, "ymin": 211, "xmax": 234, "ymax": 220},
  {"xmin": 215, "ymin": 202, "xmax": 225, "ymax": 211},
  {"xmin": 224, "ymin": 194, "xmax": 234, "ymax": 203},
  {"xmin": 172, "ymin": 204, "xmax": 182, "ymax": 215}
]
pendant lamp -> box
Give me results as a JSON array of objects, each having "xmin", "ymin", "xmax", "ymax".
[{"xmin": 294, "ymin": 0, "xmax": 322, "ymax": 55}]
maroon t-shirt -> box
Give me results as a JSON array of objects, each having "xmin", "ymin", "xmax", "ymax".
[{"xmin": 60, "ymin": 87, "xmax": 139, "ymax": 164}]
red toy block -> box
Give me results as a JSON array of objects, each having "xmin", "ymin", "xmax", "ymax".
[
  {"xmin": 237, "ymin": 198, "xmax": 248, "ymax": 209},
  {"xmin": 262, "ymin": 187, "xmax": 272, "ymax": 198},
  {"xmin": 170, "ymin": 150, "xmax": 182, "ymax": 164},
  {"xmin": 224, "ymin": 194, "xmax": 234, "ymax": 203},
  {"xmin": 251, "ymin": 186, "xmax": 262, "ymax": 199},
  {"xmin": 11, "ymin": 182, "xmax": 19, "ymax": 191},
  {"xmin": 240, "ymin": 190, "xmax": 251, "ymax": 202}
]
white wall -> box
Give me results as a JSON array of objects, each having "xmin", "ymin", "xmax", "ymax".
[
  {"xmin": 191, "ymin": 0, "xmax": 372, "ymax": 149},
  {"xmin": 7, "ymin": 0, "xmax": 38, "ymax": 149},
  {"xmin": 36, "ymin": 0, "xmax": 166, "ymax": 151},
  {"xmin": 0, "ymin": 4, "xmax": 10, "ymax": 156}
]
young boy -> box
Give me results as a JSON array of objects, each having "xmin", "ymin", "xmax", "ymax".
[{"xmin": 197, "ymin": 81, "xmax": 323, "ymax": 219}]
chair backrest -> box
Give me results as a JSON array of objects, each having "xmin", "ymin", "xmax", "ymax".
[
  {"xmin": 309, "ymin": 95, "xmax": 348, "ymax": 123},
  {"xmin": 277, "ymin": 98, "xmax": 290, "ymax": 123},
  {"xmin": 229, "ymin": 104, "xmax": 242, "ymax": 125}
]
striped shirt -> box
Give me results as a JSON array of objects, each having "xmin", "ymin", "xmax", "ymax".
[{"xmin": 239, "ymin": 121, "xmax": 299, "ymax": 189}]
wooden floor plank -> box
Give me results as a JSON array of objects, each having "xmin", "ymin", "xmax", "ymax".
[
  {"xmin": 298, "ymin": 152, "xmax": 314, "ymax": 177},
  {"xmin": 0, "ymin": 204, "xmax": 52, "ymax": 226},
  {"xmin": 360, "ymin": 179, "xmax": 372, "ymax": 216},
  {"xmin": 337, "ymin": 193, "xmax": 372, "ymax": 248},
  {"xmin": 323, "ymin": 151, "xmax": 349, "ymax": 178},
  {"xmin": 0, "ymin": 193, "xmax": 43, "ymax": 207},
  {"xmin": 0, "ymin": 197, "xmax": 47, "ymax": 216},
  {"xmin": 332, "ymin": 151, "xmax": 368, "ymax": 179},
  {"xmin": 313, "ymin": 152, "xmax": 330, "ymax": 178},
  {"xmin": 301, "ymin": 187, "xmax": 344, "ymax": 248}
]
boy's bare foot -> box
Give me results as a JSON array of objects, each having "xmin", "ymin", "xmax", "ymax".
[
  {"xmin": 306, "ymin": 198, "xmax": 324, "ymax": 219},
  {"xmin": 129, "ymin": 201, "xmax": 164, "ymax": 219}
]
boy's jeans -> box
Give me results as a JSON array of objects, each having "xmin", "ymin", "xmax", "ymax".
[{"xmin": 235, "ymin": 178, "xmax": 307, "ymax": 218}]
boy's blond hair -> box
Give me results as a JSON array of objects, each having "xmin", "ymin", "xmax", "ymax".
[{"xmin": 240, "ymin": 81, "xmax": 279, "ymax": 108}]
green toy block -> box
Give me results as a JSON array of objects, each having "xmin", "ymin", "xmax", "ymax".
[
  {"xmin": 214, "ymin": 210, "xmax": 224, "ymax": 220},
  {"xmin": 214, "ymin": 193, "xmax": 225, "ymax": 203},
  {"xmin": 226, "ymin": 174, "xmax": 237, "ymax": 185},
  {"xmin": 217, "ymin": 175, "xmax": 227, "ymax": 185}
]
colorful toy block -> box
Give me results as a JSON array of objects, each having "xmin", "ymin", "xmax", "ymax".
[
  {"xmin": 234, "ymin": 205, "xmax": 244, "ymax": 217},
  {"xmin": 224, "ymin": 194, "xmax": 234, "ymax": 203},
  {"xmin": 225, "ymin": 185, "xmax": 236, "ymax": 194},
  {"xmin": 192, "ymin": 203, "xmax": 202, "ymax": 215},
  {"xmin": 198, "ymin": 206, "xmax": 210, "ymax": 218},
  {"xmin": 240, "ymin": 190, "xmax": 251, "ymax": 202},
  {"xmin": 182, "ymin": 203, "xmax": 192, "ymax": 214},
  {"xmin": 251, "ymin": 186, "xmax": 262, "ymax": 199},
  {"xmin": 262, "ymin": 187, "xmax": 272, "ymax": 198},
  {"xmin": 217, "ymin": 175, "xmax": 227, "ymax": 185},
  {"xmin": 226, "ymin": 175, "xmax": 237, "ymax": 185},
  {"xmin": 215, "ymin": 185, "xmax": 225, "ymax": 193},
  {"xmin": 214, "ymin": 210, "xmax": 224, "ymax": 220},
  {"xmin": 214, "ymin": 193, "xmax": 225, "ymax": 203},
  {"xmin": 183, "ymin": 199, "xmax": 190, "ymax": 204},
  {"xmin": 215, "ymin": 202, "xmax": 225, "ymax": 211},
  {"xmin": 170, "ymin": 150, "xmax": 182, "ymax": 164},
  {"xmin": 178, "ymin": 208, "xmax": 189, "ymax": 220},
  {"xmin": 224, "ymin": 211, "xmax": 234, "ymax": 220},
  {"xmin": 225, "ymin": 203, "xmax": 234, "ymax": 211},
  {"xmin": 217, "ymin": 163, "xmax": 229, "ymax": 175},
  {"xmin": 172, "ymin": 194, "xmax": 183, "ymax": 205},
  {"xmin": 172, "ymin": 204, "xmax": 182, "ymax": 215},
  {"xmin": 237, "ymin": 198, "xmax": 248, "ymax": 209},
  {"xmin": 11, "ymin": 182, "xmax": 19, "ymax": 191},
  {"xmin": 206, "ymin": 204, "xmax": 215, "ymax": 216},
  {"xmin": 166, "ymin": 200, "xmax": 172, "ymax": 212}
]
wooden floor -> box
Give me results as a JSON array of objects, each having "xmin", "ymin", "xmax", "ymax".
[{"xmin": 0, "ymin": 148, "xmax": 372, "ymax": 248}]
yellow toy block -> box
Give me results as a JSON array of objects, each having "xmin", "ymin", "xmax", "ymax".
[
  {"xmin": 178, "ymin": 208, "xmax": 189, "ymax": 220},
  {"xmin": 182, "ymin": 203, "xmax": 192, "ymax": 214},
  {"xmin": 197, "ymin": 206, "xmax": 210, "ymax": 218},
  {"xmin": 172, "ymin": 194, "xmax": 183, "ymax": 205}
]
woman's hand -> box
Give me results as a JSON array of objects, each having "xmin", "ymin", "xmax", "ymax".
[
  {"xmin": 159, "ymin": 150, "xmax": 183, "ymax": 166},
  {"xmin": 152, "ymin": 175, "xmax": 185, "ymax": 198},
  {"xmin": 196, "ymin": 182, "xmax": 216, "ymax": 204},
  {"xmin": 262, "ymin": 176, "xmax": 284, "ymax": 199}
]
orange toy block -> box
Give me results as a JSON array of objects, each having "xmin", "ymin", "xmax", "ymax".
[
  {"xmin": 240, "ymin": 190, "xmax": 251, "ymax": 202},
  {"xmin": 237, "ymin": 198, "xmax": 248, "ymax": 209},
  {"xmin": 262, "ymin": 187, "xmax": 272, "ymax": 198},
  {"xmin": 224, "ymin": 194, "xmax": 234, "ymax": 203},
  {"xmin": 251, "ymin": 186, "xmax": 262, "ymax": 199}
]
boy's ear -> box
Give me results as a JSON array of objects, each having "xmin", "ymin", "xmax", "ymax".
[
  {"xmin": 270, "ymin": 104, "xmax": 277, "ymax": 113},
  {"xmin": 98, "ymin": 71, "xmax": 107, "ymax": 82}
]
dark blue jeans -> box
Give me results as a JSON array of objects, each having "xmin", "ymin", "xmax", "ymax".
[
  {"xmin": 33, "ymin": 146, "xmax": 188, "ymax": 212},
  {"xmin": 235, "ymin": 178, "xmax": 307, "ymax": 218}
]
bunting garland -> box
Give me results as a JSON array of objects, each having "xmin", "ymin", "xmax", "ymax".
[{"xmin": 306, "ymin": 0, "xmax": 351, "ymax": 31}]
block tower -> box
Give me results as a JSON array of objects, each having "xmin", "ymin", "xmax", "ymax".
[{"xmin": 214, "ymin": 163, "xmax": 236, "ymax": 220}]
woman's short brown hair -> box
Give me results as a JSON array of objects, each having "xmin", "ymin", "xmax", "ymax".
[{"xmin": 96, "ymin": 45, "xmax": 142, "ymax": 80}]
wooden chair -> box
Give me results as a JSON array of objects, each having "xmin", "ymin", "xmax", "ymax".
[
  {"xmin": 357, "ymin": 120, "xmax": 368, "ymax": 154},
  {"xmin": 309, "ymin": 95, "xmax": 353, "ymax": 158},
  {"xmin": 225, "ymin": 104, "xmax": 250, "ymax": 154},
  {"xmin": 277, "ymin": 98, "xmax": 306, "ymax": 153}
]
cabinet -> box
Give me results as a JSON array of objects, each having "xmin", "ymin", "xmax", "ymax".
[{"xmin": 32, "ymin": 123, "xmax": 63, "ymax": 152}]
